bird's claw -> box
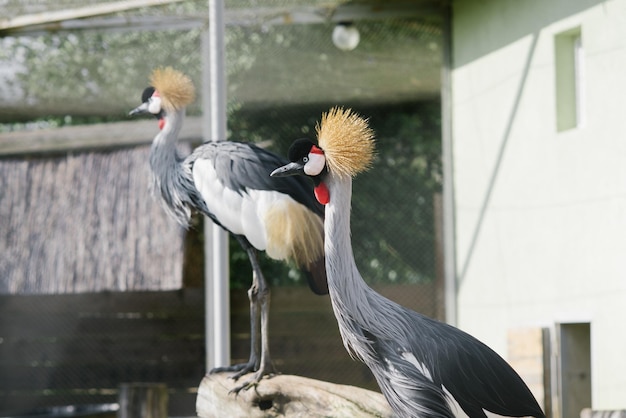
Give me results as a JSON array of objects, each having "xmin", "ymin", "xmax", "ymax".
[
  {"xmin": 209, "ymin": 361, "xmax": 256, "ymax": 376},
  {"xmin": 228, "ymin": 370, "xmax": 276, "ymax": 395},
  {"xmin": 228, "ymin": 362, "xmax": 259, "ymax": 381},
  {"xmin": 228, "ymin": 379, "xmax": 258, "ymax": 395},
  {"xmin": 208, "ymin": 361, "xmax": 277, "ymax": 394}
]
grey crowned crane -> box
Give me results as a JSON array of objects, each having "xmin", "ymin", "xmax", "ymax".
[
  {"xmin": 271, "ymin": 107, "xmax": 546, "ymax": 418},
  {"xmin": 129, "ymin": 67, "xmax": 326, "ymax": 391}
]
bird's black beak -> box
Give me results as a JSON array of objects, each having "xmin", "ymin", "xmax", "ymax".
[
  {"xmin": 129, "ymin": 102, "xmax": 149, "ymax": 116},
  {"xmin": 270, "ymin": 161, "xmax": 305, "ymax": 177}
]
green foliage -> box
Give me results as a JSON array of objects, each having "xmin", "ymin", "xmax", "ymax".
[
  {"xmin": 7, "ymin": 30, "xmax": 203, "ymax": 117},
  {"xmin": 351, "ymin": 104, "xmax": 441, "ymax": 284},
  {"xmin": 152, "ymin": 103, "xmax": 442, "ymax": 290},
  {"xmin": 226, "ymin": 103, "xmax": 442, "ymax": 288},
  {"xmin": 0, "ymin": 10, "xmax": 442, "ymax": 288}
]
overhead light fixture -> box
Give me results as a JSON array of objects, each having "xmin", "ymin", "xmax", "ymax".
[{"xmin": 332, "ymin": 22, "xmax": 360, "ymax": 51}]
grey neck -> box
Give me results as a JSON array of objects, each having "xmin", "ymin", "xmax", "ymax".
[
  {"xmin": 148, "ymin": 108, "xmax": 194, "ymax": 227},
  {"xmin": 323, "ymin": 175, "xmax": 376, "ymax": 347},
  {"xmin": 150, "ymin": 109, "xmax": 185, "ymax": 164},
  {"xmin": 324, "ymin": 174, "xmax": 405, "ymax": 361}
]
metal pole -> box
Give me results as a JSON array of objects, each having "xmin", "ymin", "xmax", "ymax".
[
  {"xmin": 440, "ymin": 2, "xmax": 457, "ymax": 327},
  {"xmin": 202, "ymin": 0, "xmax": 230, "ymax": 372}
]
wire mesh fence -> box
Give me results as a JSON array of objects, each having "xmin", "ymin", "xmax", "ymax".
[
  {"xmin": 0, "ymin": 0, "xmax": 443, "ymax": 415},
  {"xmin": 0, "ymin": 1, "xmax": 442, "ymax": 122}
]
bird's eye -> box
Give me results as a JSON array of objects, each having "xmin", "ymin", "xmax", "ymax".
[{"xmin": 303, "ymin": 157, "xmax": 309, "ymax": 163}]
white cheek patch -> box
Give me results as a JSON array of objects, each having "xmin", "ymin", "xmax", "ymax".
[
  {"xmin": 148, "ymin": 96, "xmax": 162, "ymax": 114},
  {"xmin": 304, "ymin": 152, "xmax": 325, "ymax": 176}
]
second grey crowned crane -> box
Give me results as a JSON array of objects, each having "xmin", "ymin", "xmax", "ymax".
[
  {"xmin": 129, "ymin": 67, "xmax": 326, "ymax": 391},
  {"xmin": 271, "ymin": 107, "xmax": 545, "ymax": 418}
]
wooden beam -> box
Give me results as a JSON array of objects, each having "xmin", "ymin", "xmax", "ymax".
[
  {"xmin": 5, "ymin": 16, "xmax": 206, "ymax": 35},
  {"xmin": 225, "ymin": 3, "xmax": 442, "ymax": 26},
  {"xmin": 1, "ymin": 2, "xmax": 442, "ymax": 36},
  {"xmin": 0, "ymin": 117, "xmax": 203, "ymax": 157},
  {"xmin": 0, "ymin": 0, "xmax": 185, "ymax": 31}
]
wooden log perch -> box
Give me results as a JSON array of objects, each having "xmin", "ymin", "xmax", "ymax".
[
  {"xmin": 580, "ymin": 409, "xmax": 626, "ymax": 418},
  {"xmin": 196, "ymin": 373, "xmax": 393, "ymax": 418}
]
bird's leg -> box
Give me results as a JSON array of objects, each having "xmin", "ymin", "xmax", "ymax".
[
  {"xmin": 230, "ymin": 247, "xmax": 276, "ymax": 394},
  {"xmin": 226, "ymin": 266, "xmax": 262, "ymax": 379},
  {"xmin": 209, "ymin": 237, "xmax": 260, "ymax": 376},
  {"xmin": 209, "ymin": 283, "xmax": 260, "ymax": 375}
]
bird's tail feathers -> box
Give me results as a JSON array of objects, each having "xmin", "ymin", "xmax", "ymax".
[
  {"xmin": 264, "ymin": 199, "xmax": 327, "ymax": 294},
  {"xmin": 303, "ymin": 256, "xmax": 328, "ymax": 295},
  {"xmin": 264, "ymin": 200, "xmax": 324, "ymax": 266}
]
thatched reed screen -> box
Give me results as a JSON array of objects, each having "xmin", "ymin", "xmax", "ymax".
[{"xmin": 0, "ymin": 145, "xmax": 186, "ymax": 294}]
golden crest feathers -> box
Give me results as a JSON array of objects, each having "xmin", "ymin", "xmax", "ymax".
[
  {"xmin": 316, "ymin": 107, "xmax": 375, "ymax": 178},
  {"xmin": 150, "ymin": 67, "xmax": 195, "ymax": 110}
]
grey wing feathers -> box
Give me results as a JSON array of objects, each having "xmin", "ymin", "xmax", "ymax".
[
  {"xmin": 189, "ymin": 141, "xmax": 324, "ymax": 217},
  {"xmin": 186, "ymin": 140, "xmax": 328, "ymax": 295},
  {"xmin": 368, "ymin": 336, "xmax": 456, "ymax": 418}
]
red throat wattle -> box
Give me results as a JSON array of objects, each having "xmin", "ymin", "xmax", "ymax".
[
  {"xmin": 314, "ymin": 182, "xmax": 330, "ymax": 205},
  {"xmin": 158, "ymin": 118, "xmax": 165, "ymax": 130}
]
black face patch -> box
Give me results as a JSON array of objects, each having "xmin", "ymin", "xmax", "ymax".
[
  {"xmin": 288, "ymin": 138, "xmax": 316, "ymax": 162},
  {"xmin": 141, "ymin": 86, "xmax": 156, "ymax": 103}
]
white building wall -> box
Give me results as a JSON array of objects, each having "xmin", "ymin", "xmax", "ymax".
[{"xmin": 452, "ymin": 0, "xmax": 626, "ymax": 409}]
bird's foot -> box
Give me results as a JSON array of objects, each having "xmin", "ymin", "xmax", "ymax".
[
  {"xmin": 209, "ymin": 361, "xmax": 256, "ymax": 378},
  {"xmin": 228, "ymin": 366, "xmax": 277, "ymax": 395}
]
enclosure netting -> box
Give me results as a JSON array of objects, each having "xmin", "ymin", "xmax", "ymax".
[
  {"xmin": 0, "ymin": 0, "xmax": 443, "ymax": 414},
  {"xmin": 0, "ymin": 0, "xmax": 441, "ymax": 121}
]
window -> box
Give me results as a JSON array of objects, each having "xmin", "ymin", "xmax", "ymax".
[{"xmin": 555, "ymin": 27, "xmax": 584, "ymax": 132}]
